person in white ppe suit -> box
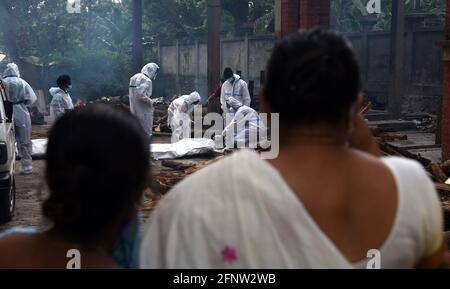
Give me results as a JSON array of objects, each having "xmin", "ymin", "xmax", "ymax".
[
  {"xmin": 49, "ymin": 74, "xmax": 74, "ymax": 120},
  {"xmin": 220, "ymin": 68, "xmax": 251, "ymax": 115},
  {"xmin": 222, "ymin": 97, "xmax": 266, "ymax": 149},
  {"xmin": 2, "ymin": 63, "xmax": 37, "ymax": 174},
  {"xmin": 167, "ymin": 92, "xmax": 201, "ymax": 142},
  {"xmin": 129, "ymin": 63, "xmax": 160, "ymax": 138}
]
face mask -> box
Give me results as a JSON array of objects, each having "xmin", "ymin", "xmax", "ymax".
[
  {"xmin": 66, "ymin": 85, "xmax": 72, "ymax": 92},
  {"xmin": 110, "ymin": 214, "xmax": 140, "ymax": 269},
  {"xmin": 228, "ymin": 77, "xmax": 234, "ymax": 83}
]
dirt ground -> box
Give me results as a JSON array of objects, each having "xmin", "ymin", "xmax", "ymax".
[
  {"xmin": 0, "ymin": 122, "xmax": 52, "ymax": 232},
  {"xmin": 0, "ymin": 160, "xmax": 48, "ymax": 232}
]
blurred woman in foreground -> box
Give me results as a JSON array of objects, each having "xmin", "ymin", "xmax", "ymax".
[{"xmin": 0, "ymin": 105, "xmax": 150, "ymax": 268}]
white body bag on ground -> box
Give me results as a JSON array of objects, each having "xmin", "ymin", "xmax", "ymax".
[
  {"xmin": 16, "ymin": 138, "xmax": 47, "ymax": 159},
  {"xmin": 151, "ymin": 138, "xmax": 217, "ymax": 160},
  {"xmin": 24, "ymin": 138, "xmax": 217, "ymax": 160}
]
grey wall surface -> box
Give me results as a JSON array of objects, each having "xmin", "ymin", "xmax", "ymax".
[
  {"xmin": 157, "ymin": 19, "xmax": 444, "ymax": 115},
  {"xmin": 156, "ymin": 35, "xmax": 275, "ymax": 107}
]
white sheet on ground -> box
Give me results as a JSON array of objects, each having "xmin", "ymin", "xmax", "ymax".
[
  {"xmin": 19, "ymin": 138, "xmax": 217, "ymax": 160},
  {"xmin": 151, "ymin": 138, "xmax": 217, "ymax": 160},
  {"xmin": 15, "ymin": 138, "xmax": 48, "ymax": 158}
]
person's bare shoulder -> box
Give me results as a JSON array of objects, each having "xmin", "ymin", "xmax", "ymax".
[
  {"xmin": 345, "ymin": 149, "xmax": 399, "ymax": 209},
  {"xmin": 0, "ymin": 233, "xmax": 34, "ymax": 268}
]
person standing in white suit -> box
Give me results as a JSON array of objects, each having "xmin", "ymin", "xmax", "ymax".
[
  {"xmin": 49, "ymin": 74, "xmax": 74, "ymax": 120},
  {"xmin": 129, "ymin": 63, "xmax": 160, "ymax": 138},
  {"xmin": 2, "ymin": 63, "xmax": 36, "ymax": 175},
  {"xmin": 220, "ymin": 68, "xmax": 251, "ymax": 115}
]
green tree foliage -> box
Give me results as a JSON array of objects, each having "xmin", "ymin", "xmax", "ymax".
[
  {"xmin": 0, "ymin": 0, "xmax": 134, "ymax": 101},
  {"xmin": 0, "ymin": 0, "xmax": 275, "ymax": 101}
]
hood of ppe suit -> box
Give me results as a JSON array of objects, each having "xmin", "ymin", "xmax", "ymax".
[
  {"xmin": 49, "ymin": 87, "xmax": 66, "ymax": 97},
  {"xmin": 227, "ymin": 73, "xmax": 241, "ymax": 83},
  {"xmin": 141, "ymin": 63, "xmax": 160, "ymax": 79},
  {"xmin": 3, "ymin": 63, "xmax": 20, "ymax": 78},
  {"xmin": 226, "ymin": 97, "xmax": 243, "ymax": 110},
  {"xmin": 185, "ymin": 92, "xmax": 201, "ymax": 105}
]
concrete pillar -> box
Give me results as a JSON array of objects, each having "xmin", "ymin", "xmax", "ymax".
[
  {"xmin": 299, "ymin": 0, "xmax": 330, "ymax": 29},
  {"xmin": 244, "ymin": 33, "xmax": 250, "ymax": 81},
  {"xmin": 132, "ymin": 0, "xmax": 143, "ymax": 72},
  {"xmin": 280, "ymin": 0, "xmax": 300, "ymax": 37},
  {"xmin": 279, "ymin": 0, "xmax": 330, "ymax": 38},
  {"xmin": 389, "ymin": 0, "xmax": 406, "ymax": 119},
  {"xmin": 175, "ymin": 39, "xmax": 180, "ymax": 92},
  {"xmin": 440, "ymin": 0, "xmax": 450, "ymax": 160},
  {"xmin": 275, "ymin": 0, "xmax": 282, "ymax": 37},
  {"xmin": 207, "ymin": 0, "xmax": 221, "ymax": 113},
  {"xmin": 194, "ymin": 39, "xmax": 200, "ymax": 91}
]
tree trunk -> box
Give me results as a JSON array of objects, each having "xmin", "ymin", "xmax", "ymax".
[
  {"xmin": 132, "ymin": 0, "xmax": 143, "ymax": 72},
  {"xmin": 389, "ymin": 0, "xmax": 406, "ymax": 118},
  {"xmin": 207, "ymin": 0, "xmax": 221, "ymax": 113},
  {"xmin": 2, "ymin": 1, "xmax": 19, "ymax": 62}
]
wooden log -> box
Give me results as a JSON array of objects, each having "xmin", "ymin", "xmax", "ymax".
[
  {"xmin": 441, "ymin": 160, "xmax": 450, "ymax": 171},
  {"xmin": 378, "ymin": 132, "xmax": 408, "ymax": 141},
  {"xmin": 184, "ymin": 156, "xmax": 224, "ymax": 175},
  {"xmin": 369, "ymin": 126, "xmax": 397, "ymax": 137},
  {"xmin": 435, "ymin": 182, "xmax": 450, "ymax": 192},
  {"xmin": 429, "ymin": 163, "xmax": 448, "ymax": 183},
  {"xmin": 162, "ymin": 160, "xmax": 199, "ymax": 171},
  {"xmin": 378, "ymin": 142, "xmax": 431, "ymax": 167},
  {"xmin": 152, "ymin": 170, "xmax": 186, "ymax": 194},
  {"xmin": 360, "ymin": 102, "xmax": 372, "ymax": 114}
]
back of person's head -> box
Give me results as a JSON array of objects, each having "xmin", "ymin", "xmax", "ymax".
[
  {"xmin": 57, "ymin": 74, "xmax": 71, "ymax": 89},
  {"xmin": 43, "ymin": 104, "xmax": 150, "ymax": 242},
  {"xmin": 186, "ymin": 91, "xmax": 201, "ymax": 105},
  {"xmin": 223, "ymin": 68, "xmax": 234, "ymax": 80},
  {"xmin": 226, "ymin": 97, "xmax": 243, "ymax": 110},
  {"xmin": 264, "ymin": 28, "xmax": 361, "ymax": 128},
  {"xmin": 141, "ymin": 63, "xmax": 160, "ymax": 79}
]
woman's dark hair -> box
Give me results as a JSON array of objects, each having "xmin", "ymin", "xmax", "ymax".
[
  {"xmin": 57, "ymin": 74, "xmax": 71, "ymax": 88},
  {"xmin": 223, "ymin": 67, "xmax": 233, "ymax": 79},
  {"xmin": 265, "ymin": 28, "xmax": 361, "ymax": 126},
  {"xmin": 43, "ymin": 104, "xmax": 150, "ymax": 241}
]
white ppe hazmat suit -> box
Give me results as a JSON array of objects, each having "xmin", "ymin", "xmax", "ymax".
[
  {"xmin": 222, "ymin": 97, "xmax": 266, "ymax": 149},
  {"xmin": 49, "ymin": 87, "xmax": 74, "ymax": 119},
  {"xmin": 167, "ymin": 92, "xmax": 201, "ymax": 142},
  {"xmin": 129, "ymin": 63, "xmax": 160, "ymax": 137},
  {"xmin": 220, "ymin": 74, "xmax": 251, "ymax": 114},
  {"xmin": 2, "ymin": 63, "xmax": 37, "ymax": 174}
]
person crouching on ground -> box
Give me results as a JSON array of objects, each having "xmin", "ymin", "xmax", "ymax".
[
  {"xmin": 167, "ymin": 91, "xmax": 201, "ymax": 142},
  {"xmin": 221, "ymin": 97, "xmax": 267, "ymax": 149}
]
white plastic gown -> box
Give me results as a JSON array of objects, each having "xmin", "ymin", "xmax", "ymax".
[
  {"xmin": 167, "ymin": 92, "xmax": 201, "ymax": 142},
  {"xmin": 49, "ymin": 87, "xmax": 74, "ymax": 119},
  {"xmin": 220, "ymin": 74, "xmax": 251, "ymax": 114},
  {"xmin": 129, "ymin": 63, "xmax": 160, "ymax": 137},
  {"xmin": 2, "ymin": 63, "xmax": 37, "ymax": 173},
  {"xmin": 222, "ymin": 97, "xmax": 266, "ymax": 149}
]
